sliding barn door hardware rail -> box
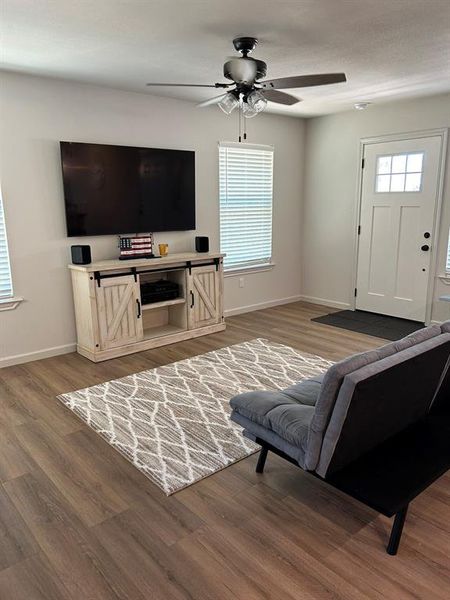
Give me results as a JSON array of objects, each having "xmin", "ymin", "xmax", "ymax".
[{"xmin": 92, "ymin": 259, "xmax": 221, "ymax": 287}]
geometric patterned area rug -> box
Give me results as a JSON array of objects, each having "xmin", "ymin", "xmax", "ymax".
[{"xmin": 57, "ymin": 339, "xmax": 333, "ymax": 495}]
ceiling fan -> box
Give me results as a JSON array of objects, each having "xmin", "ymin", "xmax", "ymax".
[{"xmin": 146, "ymin": 37, "xmax": 347, "ymax": 118}]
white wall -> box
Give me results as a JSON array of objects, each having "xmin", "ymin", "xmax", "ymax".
[
  {"xmin": 0, "ymin": 72, "xmax": 304, "ymax": 365},
  {"xmin": 302, "ymin": 93, "xmax": 450, "ymax": 321}
]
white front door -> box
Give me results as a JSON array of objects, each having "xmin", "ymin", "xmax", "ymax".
[{"xmin": 356, "ymin": 136, "xmax": 442, "ymax": 322}]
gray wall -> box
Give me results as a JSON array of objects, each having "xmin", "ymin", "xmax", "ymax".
[
  {"xmin": 1, "ymin": 70, "xmax": 448, "ymax": 367},
  {"xmin": 0, "ymin": 72, "xmax": 304, "ymax": 364},
  {"xmin": 302, "ymin": 93, "xmax": 450, "ymax": 322}
]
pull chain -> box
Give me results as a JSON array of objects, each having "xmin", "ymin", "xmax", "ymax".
[
  {"xmin": 238, "ymin": 95, "xmax": 242, "ymax": 142},
  {"xmin": 238, "ymin": 94, "xmax": 247, "ymax": 143}
]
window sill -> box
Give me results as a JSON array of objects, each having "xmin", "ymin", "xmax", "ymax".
[
  {"xmin": 224, "ymin": 262, "xmax": 275, "ymax": 277},
  {"xmin": 0, "ymin": 296, "xmax": 24, "ymax": 311},
  {"xmin": 438, "ymin": 274, "xmax": 450, "ymax": 285}
]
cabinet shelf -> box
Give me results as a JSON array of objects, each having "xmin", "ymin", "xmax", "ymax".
[
  {"xmin": 143, "ymin": 324, "xmax": 186, "ymax": 340},
  {"xmin": 141, "ymin": 297, "xmax": 185, "ymax": 310}
]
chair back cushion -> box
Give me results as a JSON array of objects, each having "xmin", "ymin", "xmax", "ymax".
[
  {"xmin": 441, "ymin": 320, "xmax": 450, "ymax": 333},
  {"xmin": 315, "ymin": 334, "xmax": 450, "ymax": 477},
  {"xmin": 304, "ymin": 324, "xmax": 441, "ymax": 470}
]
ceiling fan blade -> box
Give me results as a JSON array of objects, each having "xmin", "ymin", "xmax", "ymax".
[
  {"xmin": 197, "ymin": 94, "xmax": 227, "ymax": 108},
  {"xmin": 261, "ymin": 89, "xmax": 301, "ymax": 105},
  {"xmin": 260, "ymin": 73, "xmax": 347, "ymax": 90},
  {"xmin": 146, "ymin": 82, "xmax": 230, "ymax": 88}
]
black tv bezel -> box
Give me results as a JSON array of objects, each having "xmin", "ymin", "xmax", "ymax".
[{"xmin": 60, "ymin": 140, "xmax": 196, "ymax": 237}]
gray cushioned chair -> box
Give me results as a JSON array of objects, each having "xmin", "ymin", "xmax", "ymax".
[{"xmin": 230, "ymin": 322, "xmax": 450, "ymax": 555}]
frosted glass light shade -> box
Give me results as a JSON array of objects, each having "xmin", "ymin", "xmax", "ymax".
[
  {"xmin": 242, "ymin": 102, "xmax": 258, "ymax": 118},
  {"xmin": 218, "ymin": 92, "xmax": 239, "ymax": 114},
  {"xmin": 247, "ymin": 90, "xmax": 267, "ymax": 113}
]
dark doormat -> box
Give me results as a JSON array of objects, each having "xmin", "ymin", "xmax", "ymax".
[{"xmin": 312, "ymin": 310, "xmax": 425, "ymax": 341}]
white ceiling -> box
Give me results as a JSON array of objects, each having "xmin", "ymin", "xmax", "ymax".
[{"xmin": 2, "ymin": 0, "xmax": 450, "ymax": 117}]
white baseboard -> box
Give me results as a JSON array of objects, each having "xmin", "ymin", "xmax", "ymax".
[
  {"xmin": 0, "ymin": 343, "xmax": 77, "ymax": 369},
  {"xmin": 225, "ymin": 295, "xmax": 303, "ymax": 317},
  {"xmin": 297, "ymin": 295, "xmax": 352, "ymax": 310},
  {"xmin": 1, "ymin": 294, "xmax": 349, "ymax": 368}
]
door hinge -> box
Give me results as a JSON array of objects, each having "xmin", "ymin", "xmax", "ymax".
[
  {"xmin": 354, "ymin": 288, "xmax": 358, "ymax": 297},
  {"xmin": 357, "ymin": 225, "xmax": 361, "ymax": 235},
  {"xmin": 361, "ymin": 158, "xmax": 365, "ymax": 169}
]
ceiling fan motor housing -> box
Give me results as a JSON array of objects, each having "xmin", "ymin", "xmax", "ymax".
[
  {"xmin": 233, "ymin": 36, "xmax": 258, "ymax": 55},
  {"xmin": 223, "ymin": 58, "xmax": 267, "ymax": 84}
]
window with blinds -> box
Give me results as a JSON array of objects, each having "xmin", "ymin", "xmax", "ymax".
[
  {"xmin": 447, "ymin": 229, "xmax": 450, "ymax": 272},
  {"xmin": 219, "ymin": 142, "xmax": 273, "ymax": 271},
  {"xmin": 0, "ymin": 193, "xmax": 13, "ymax": 299}
]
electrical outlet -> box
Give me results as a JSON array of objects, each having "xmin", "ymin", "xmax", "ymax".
[{"xmin": 239, "ymin": 277, "xmax": 245, "ymax": 288}]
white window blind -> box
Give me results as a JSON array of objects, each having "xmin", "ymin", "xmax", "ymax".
[
  {"xmin": 219, "ymin": 142, "xmax": 273, "ymax": 271},
  {"xmin": 0, "ymin": 193, "xmax": 13, "ymax": 299},
  {"xmin": 447, "ymin": 229, "xmax": 450, "ymax": 272}
]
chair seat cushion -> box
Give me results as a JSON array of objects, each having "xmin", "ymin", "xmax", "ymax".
[
  {"xmin": 230, "ymin": 391, "xmax": 315, "ymax": 451},
  {"xmin": 230, "ymin": 390, "xmax": 298, "ymax": 428},
  {"xmin": 230, "ymin": 374, "xmax": 322, "ymax": 426},
  {"xmin": 230, "ymin": 376, "xmax": 322, "ymax": 451},
  {"xmin": 231, "ymin": 411, "xmax": 309, "ymax": 468},
  {"xmin": 267, "ymin": 404, "xmax": 315, "ymax": 449},
  {"xmin": 281, "ymin": 375, "xmax": 323, "ymax": 406}
]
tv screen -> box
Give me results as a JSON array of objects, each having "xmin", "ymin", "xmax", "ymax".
[{"xmin": 60, "ymin": 141, "xmax": 195, "ymax": 236}]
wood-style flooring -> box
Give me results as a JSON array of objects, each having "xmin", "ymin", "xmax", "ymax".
[{"xmin": 0, "ymin": 301, "xmax": 449, "ymax": 600}]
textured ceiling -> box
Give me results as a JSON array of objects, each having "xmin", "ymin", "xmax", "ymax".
[{"xmin": 2, "ymin": 0, "xmax": 450, "ymax": 117}]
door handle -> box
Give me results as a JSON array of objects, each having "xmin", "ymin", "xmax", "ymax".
[
  {"xmin": 190, "ymin": 290, "xmax": 195, "ymax": 308},
  {"xmin": 136, "ymin": 298, "xmax": 141, "ymax": 318},
  {"xmin": 421, "ymin": 244, "xmax": 430, "ymax": 252}
]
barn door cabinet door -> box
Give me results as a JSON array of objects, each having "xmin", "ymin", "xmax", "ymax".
[
  {"xmin": 96, "ymin": 275, "xmax": 143, "ymax": 349},
  {"xmin": 187, "ymin": 265, "xmax": 223, "ymax": 329}
]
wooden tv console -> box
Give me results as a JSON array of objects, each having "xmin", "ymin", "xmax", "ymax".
[{"xmin": 69, "ymin": 253, "xmax": 225, "ymax": 362}]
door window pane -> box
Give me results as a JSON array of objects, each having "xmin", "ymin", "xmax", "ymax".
[
  {"xmin": 377, "ymin": 156, "xmax": 392, "ymax": 174},
  {"xmin": 390, "ymin": 173, "xmax": 406, "ymax": 192},
  {"xmin": 376, "ymin": 175, "xmax": 391, "ymax": 192},
  {"xmin": 407, "ymin": 153, "xmax": 423, "ymax": 173},
  {"xmin": 391, "ymin": 154, "xmax": 407, "ymax": 173},
  {"xmin": 405, "ymin": 173, "xmax": 422, "ymax": 192}
]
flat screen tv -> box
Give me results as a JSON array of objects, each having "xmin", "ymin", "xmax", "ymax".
[{"xmin": 60, "ymin": 141, "xmax": 195, "ymax": 236}]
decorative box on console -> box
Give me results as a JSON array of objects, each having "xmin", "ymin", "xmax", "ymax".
[{"xmin": 119, "ymin": 234, "xmax": 154, "ymax": 259}]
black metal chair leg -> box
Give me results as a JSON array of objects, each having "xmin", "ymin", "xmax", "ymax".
[
  {"xmin": 256, "ymin": 446, "xmax": 268, "ymax": 473},
  {"xmin": 387, "ymin": 505, "xmax": 409, "ymax": 555}
]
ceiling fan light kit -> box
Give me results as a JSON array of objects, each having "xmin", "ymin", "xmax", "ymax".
[{"xmin": 146, "ymin": 36, "xmax": 347, "ymax": 140}]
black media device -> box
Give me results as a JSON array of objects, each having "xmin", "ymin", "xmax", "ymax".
[
  {"xmin": 195, "ymin": 236, "xmax": 209, "ymax": 253},
  {"xmin": 60, "ymin": 141, "xmax": 196, "ymax": 237},
  {"xmin": 140, "ymin": 280, "xmax": 179, "ymax": 305},
  {"xmin": 71, "ymin": 245, "xmax": 92, "ymax": 265}
]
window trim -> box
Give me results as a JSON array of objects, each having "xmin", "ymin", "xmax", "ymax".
[
  {"xmin": 0, "ymin": 296, "xmax": 23, "ymax": 311},
  {"xmin": 224, "ymin": 261, "xmax": 276, "ymax": 277},
  {"xmin": 218, "ymin": 141, "xmax": 274, "ymax": 273}
]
